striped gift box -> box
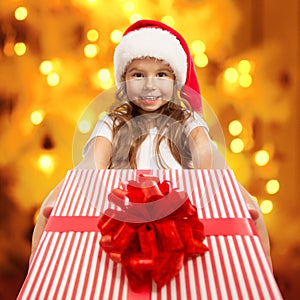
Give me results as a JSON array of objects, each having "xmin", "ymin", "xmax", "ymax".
[{"xmin": 18, "ymin": 169, "xmax": 283, "ymax": 300}]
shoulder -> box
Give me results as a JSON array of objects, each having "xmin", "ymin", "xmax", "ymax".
[
  {"xmin": 82, "ymin": 115, "xmax": 113, "ymax": 157},
  {"xmin": 184, "ymin": 111, "xmax": 209, "ymax": 135}
]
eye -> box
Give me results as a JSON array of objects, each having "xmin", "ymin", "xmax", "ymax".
[
  {"xmin": 157, "ymin": 72, "xmax": 168, "ymax": 77},
  {"xmin": 132, "ymin": 72, "xmax": 144, "ymax": 78}
]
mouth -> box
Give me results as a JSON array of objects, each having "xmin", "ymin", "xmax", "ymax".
[{"xmin": 139, "ymin": 96, "xmax": 162, "ymax": 104}]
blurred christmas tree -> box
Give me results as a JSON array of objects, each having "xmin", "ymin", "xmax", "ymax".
[{"xmin": 0, "ymin": 0, "xmax": 294, "ymax": 299}]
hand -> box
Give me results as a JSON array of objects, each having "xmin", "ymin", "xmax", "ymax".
[
  {"xmin": 43, "ymin": 206, "xmax": 53, "ymax": 218},
  {"xmin": 239, "ymin": 184, "xmax": 272, "ymax": 266},
  {"xmin": 30, "ymin": 181, "xmax": 63, "ymax": 264},
  {"xmin": 247, "ymin": 204, "xmax": 260, "ymax": 223}
]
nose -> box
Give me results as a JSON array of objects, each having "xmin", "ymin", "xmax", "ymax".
[{"xmin": 144, "ymin": 76, "xmax": 156, "ymax": 90}]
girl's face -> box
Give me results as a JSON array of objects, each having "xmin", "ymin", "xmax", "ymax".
[{"xmin": 124, "ymin": 57, "xmax": 175, "ymax": 113}]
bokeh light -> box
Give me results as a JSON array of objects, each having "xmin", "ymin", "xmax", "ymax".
[
  {"xmin": 130, "ymin": 13, "xmax": 142, "ymax": 23},
  {"xmin": 84, "ymin": 44, "xmax": 99, "ymax": 58},
  {"xmin": 15, "ymin": 6, "xmax": 28, "ymax": 21},
  {"xmin": 14, "ymin": 42, "xmax": 27, "ymax": 56},
  {"xmin": 110, "ymin": 30, "xmax": 123, "ymax": 44},
  {"xmin": 87, "ymin": 29, "xmax": 99, "ymax": 42},
  {"xmin": 266, "ymin": 179, "xmax": 280, "ymax": 194},
  {"xmin": 38, "ymin": 154, "xmax": 55, "ymax": 174},
  {"xmin": 78, "ymin": 120, "xmax": 92, "ymax": 133},
  {"xmin": 260, "ymin": 199, "xmax": 273, "ymax": 214},
  {"xmin": 96, "ymin": 68, "xmax": 113, "ymax": 89},
  {"xmin": 191, "ymin": 40, "xmax": 206, "ymax": 54},
  {"xmin": 161, "ymin": 15, "xmax": 175, "ymax": 27},
  {"xmin": 123, "ymin": 1, "xmax": 135, "ymax": 13},
  {"xmin": 228, "ymin": 120, "xmax": 243, "ymax": 136},
  {"xmin": 254, "ymin": 150, "xmax": 270, "ymax": 166},
  {"xmin": 239, "ymin": 73, "xmax": 253, "ymax": 88},
  {"xmin": 39, "ymin": 60, "xmax": 53, "ymax": 75},
  {"xmin": 224, "ymin": 67, "xmax": 239, "ymax": 83},
  {"xmin": 238, "ymin": 59, "xmax": 252, "ymax": 74},
  {"xmin": 47, "ymin": 73, "xmax": 60, "ymax": 87},
  {"xmin": 98, "ymin": 68, "xmax": 111, "ymax": 81},
  {"xmin": 230, "ymin": 138, "xmax": 244, "ymax": 153},
  {"xmin": 194, "ymin": 53, "xmax": 208, "ymax": 68},
  {"xmin": 30, "ymin": 110, "xmax": 45, "ymax": 125}
]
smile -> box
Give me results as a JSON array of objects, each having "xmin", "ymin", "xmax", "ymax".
[
  {"xmin": 139, "ymin": 96, "xmax": 162, "ymax": 101},
  {"xmin": 139, "ymin": 97, "xmax": 163, "ymax": 105}
]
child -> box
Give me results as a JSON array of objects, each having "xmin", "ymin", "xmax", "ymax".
[{"xmin": 31, "ymin": 20, "xmax": 271, "ymax": 263}]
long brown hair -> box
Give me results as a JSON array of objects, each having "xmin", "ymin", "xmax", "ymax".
[{"xmin": 108, "ymin": 83, "xmax": 194, "ymax": 169}]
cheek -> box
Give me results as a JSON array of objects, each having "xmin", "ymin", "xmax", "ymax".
[
  {"xmin": 160, "ymin": 81, "xmax": 175, "ymax": 97},
  {"xmin": 125, "ymin": 81, "xmax": 144, "ymax": 99}
]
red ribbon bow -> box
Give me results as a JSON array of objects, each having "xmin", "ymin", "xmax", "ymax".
[{"xmin": 97, "ymin": 174, "xmax": 208, "ymax": 290}]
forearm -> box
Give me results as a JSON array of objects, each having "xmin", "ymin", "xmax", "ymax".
[
  {"xmin": 239, "ymin": 184, "xmax": 272, "ymax": 265},
  {"xmin": 30, "ymin": 180, "xmax": 64, "ymax": 263},
  {"xmin": 189, "ymin": 127, "xmax": 272, "ymax": 264}
]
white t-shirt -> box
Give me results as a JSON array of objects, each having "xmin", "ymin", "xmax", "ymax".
[{"xmin": 83, "ymin": 113, "xmax": 209, "ymax": 169}]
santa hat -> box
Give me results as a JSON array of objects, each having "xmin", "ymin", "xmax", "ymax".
[{"xmin": 114, "ymin": 20, "xmax": 202, "ymax": 112}]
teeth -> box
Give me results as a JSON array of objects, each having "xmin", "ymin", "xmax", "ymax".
[{"xmin": 142, "ymin": 96, "xmax": 161, "ymax": 100}]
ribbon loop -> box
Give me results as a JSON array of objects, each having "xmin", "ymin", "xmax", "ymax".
[{"xmin": 98, "ymin": 175, "xmax": 208, "ymax": 290}]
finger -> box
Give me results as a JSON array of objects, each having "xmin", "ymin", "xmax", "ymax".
[
  {"xmin": 43, "ymin": 206, "xmax": 53, "ymax": 218},
  {"xmin": 248, "ymin": 207, "xmax": 259, "ymax": 221}
]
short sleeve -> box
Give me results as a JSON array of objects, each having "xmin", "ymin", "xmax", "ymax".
[
  {"xmin": 185, "ymin": 112, "xmax": 209, "ymax": 136},
  {"xmin": 82, "ymin": 116, "xmax": 113, "ymax": 157}
]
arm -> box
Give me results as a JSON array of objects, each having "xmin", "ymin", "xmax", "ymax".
[
  {"xmin": 189, "ymin": 126, "xmax": 272, "ymax": 264},
  {"xmin": 30, "ymin": 136, "xmax": 112, "ymax": 263},
  {"xmin": 30, "ymin": 179, "xmax": 64, "ymax": 263},
  {"xmin": 239, "ymin": 184, "xmax": 272, "ymax": 265}
]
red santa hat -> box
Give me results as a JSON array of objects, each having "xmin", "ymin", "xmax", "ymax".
[{"xmin": 114, "ymin": 20, "xmax": 202, "ymax": 112}]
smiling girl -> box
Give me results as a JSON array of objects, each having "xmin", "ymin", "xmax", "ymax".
[{"xmin": 30, "ymin": 20, "xmax": 271, "ymax": 263}]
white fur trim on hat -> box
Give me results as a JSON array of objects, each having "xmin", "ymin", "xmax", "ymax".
[{"xmin": 114, "ymin": 27, "xmax": 187, "ymax": 87}]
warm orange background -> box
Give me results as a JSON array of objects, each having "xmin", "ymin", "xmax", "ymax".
[{"xmin": 0, "ymin": 1, "xmax": 299, "ymax": 299}]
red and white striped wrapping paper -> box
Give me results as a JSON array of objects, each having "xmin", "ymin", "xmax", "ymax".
[{"xmin": 18, "ymin": 169, "xmax": 283, "ymax": 300}]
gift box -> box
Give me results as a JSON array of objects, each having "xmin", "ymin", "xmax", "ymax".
[{"xmin": 18, "ymin": 169, "xmax": 283, "ymax": 299}]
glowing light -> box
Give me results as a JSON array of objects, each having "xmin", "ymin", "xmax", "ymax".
[
  {"xmin": 239, "ymin": 74, "xmax": 253, "ymax": 88},
  {"xmin": 15, "ymin": 6, "xmax": 28, "ymax": 21},
  {"xmin": 194, "ymin": 53, "xmax": 208, "ymax": 68},
  {"xmin": 97, "ymin": 68, "xmax": 113, "ymax": 89},
  {"xmin": 254, "ymin": 150, "xmax": 270, "ymax": 166},
  {"xmin": 110, "ymin": 30, "xmax": 123, "ymax": 44},
  {"xmin": 191, "ymin": 40, "xmax": 206, "ymax": 54},
  {"xmin": 98, "ymin": 68, "xmax": 111, "ymax": 81},
  {"xmin": 161, "ymin": 16, "xmax": 175, "ymax": 27},
  {"xmin": 98, "ymin": 111, "xmax": 108, "ymax": 120},
  {"xmin": 230, "ymin": 138, "xmax": 244, "ymax": 153},
  {"xmin": 30, "ymin": 110, "xmax": 45, "ymax": 125},
  {"xmin": 38, "ymin": 154, "xmax": 54, "ymax": 174},
  {"xmin": 14, "ymin": 42, "xmax": 26, "ymax": 56},
  {"xmin": 78, "ymin": 120, "xmax": 92, "ymax": 133},
  {"xmin": 228, "ymin": 120, "xmax": 243, "ymax": 136},
  {"xmin": 224, "ymin": 67, "xmax": 239, "ymax": 83},
  {"xmin": 100, "ymin": 78, "xmax": 113, "ymax": 90},
  {"xmin": 84, "ymin": 44, "xmax": 99, "ymax": 58},
  {"xmin": 266, "ymin": 179, "xmax": 280, "ymax": 194},
  {"xmin": 86, "ymin": 0, "xmax": 97, "ymax": 3},
  {"xmin": 238, "ymin": 59, "xmax": 251, "ymax": 74},
  {"xmin": 130, "ymin": 13, "xmax": 142, "ymax": 24},
  {"xmin": 87, "ymin": 29, "xmax": 99, "ymax": 42},
  {"xmin": 47, "ymin": 72, "xmax": 60, "ymax": 87},
  {"xmin": 260, "ymin": 200, "xmax": 273, "ymax": 214},
  {"xmin": 40, "ymin": 60, "xmax": 53, "ymax": 75},
  {"xmin": 123, "ymin": 1, "xmax": 135, "ymax": 13}
]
